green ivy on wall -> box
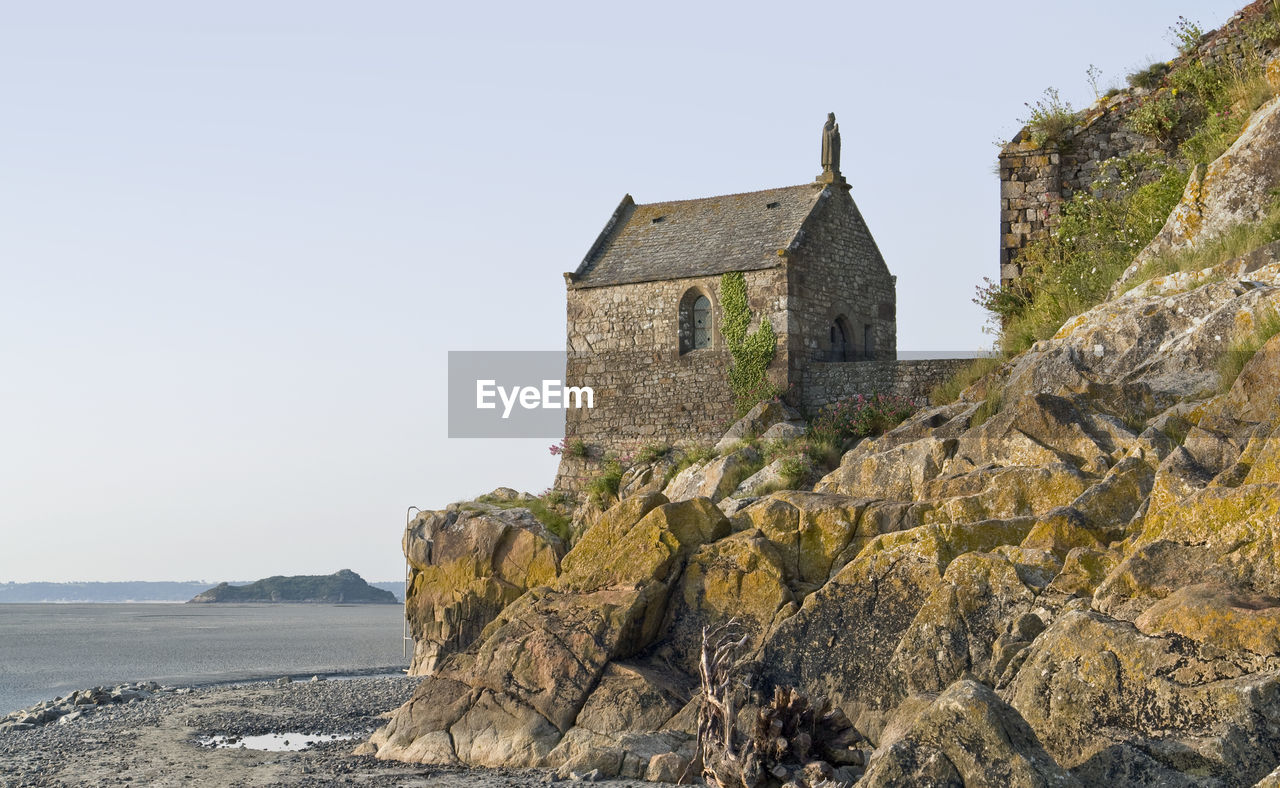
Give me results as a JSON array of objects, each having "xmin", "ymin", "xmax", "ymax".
[{"xmin": 720, "ymin": 271, "xmax": 778, "ymax": 415}]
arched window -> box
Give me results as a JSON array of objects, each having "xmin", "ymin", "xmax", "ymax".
[
  {"xmin": 829, "ymin": 319, "xmax": 849, "ymax": 361},
  {"xmin": 693, "ymin": 296, "xmax": 711, "ymax": 350},
  {"xmin": 679, "ymin": 289, "xmax": 713, "ymax": 354},
  {"xmin": 825, "ymin": 315, "xmax": 853, "ymax": 362}
]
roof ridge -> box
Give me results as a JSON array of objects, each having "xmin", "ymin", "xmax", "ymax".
[{"xmin": 633, "ymin": 182, "xmax": 820, "ymax": 208}]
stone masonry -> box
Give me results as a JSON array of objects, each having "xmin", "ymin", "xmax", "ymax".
[{"xmin": 799, "ymin": 358, "xmax": 973, "ymax": 413}]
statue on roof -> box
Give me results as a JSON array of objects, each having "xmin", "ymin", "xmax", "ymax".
[{"xmin": 821, "ymin": 112, "xmax": 841, "ymax": 176}]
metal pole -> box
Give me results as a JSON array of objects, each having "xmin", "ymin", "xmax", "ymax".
[{"xmin": 403, "ymin": 506, "xmax": 422, "ymax": 664}]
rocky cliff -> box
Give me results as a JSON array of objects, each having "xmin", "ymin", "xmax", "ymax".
[{"xmin": 364, "ymin": 27, "xmax": 1280, "ymax": 788}]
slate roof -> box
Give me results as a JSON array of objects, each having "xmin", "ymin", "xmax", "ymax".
[{"xmin": 569, "ymin": 183, "xmax": 824, "ymax": 288}]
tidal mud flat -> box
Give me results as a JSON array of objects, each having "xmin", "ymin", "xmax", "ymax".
[{"xmin": 0, "ymin": 675, "xmax": 657, "ymax": 788}]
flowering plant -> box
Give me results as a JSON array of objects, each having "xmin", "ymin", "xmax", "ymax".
[{"xmin": 549, "ymin": 437, "xmax": 588, "ymax": 458}]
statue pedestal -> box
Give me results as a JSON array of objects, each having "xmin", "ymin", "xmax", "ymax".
[{"xmin": 815, "ymin": 170, "xmax": 850, "ymax": 189}]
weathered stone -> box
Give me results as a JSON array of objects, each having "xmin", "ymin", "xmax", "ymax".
[
  {"xmin": 667, "ymin": 530, "xmax": 794, "ymax": 670},
  {"xmin": 861, "ymin": 680, "xmax": 1077, "ymax": 788},
  {"xmin": 1045, "ymin": 547, "xmax": 1119, "ymax": 598},
  {"xmin": 1019, "ymin": 507, "xmax": 1104, "ymax": 558},
  {"xmin": 555, "ymin": 746, "xmax": 624, "ymax": 780},
  {"xmin": 923, "ymin": 464, "xmax": 1092, "ymax": 524},
  {"xmin": 450, "ymin": 689, "xmax": 564, "ymax": 767},
  {"xmin": 403, "ymin": 505, "xmax": 564, "ymax": 674},
  {"xmin": 663, "ymin": 447, "xmax": 762, "ymax": 504},
  {"xmin": 760, "ymin": 518, "xmax": 1038, "ymax": 724},
  {"xmin": 715, "ymin": 400, "xmax": 805, "ymax": 454},
  {"xmin": 1068, "ymin": 456, "xmax": 1154, "ymax": 535},
  {"xmin": 728, "ymin": 458, "xmax": 799, "ymax": 500},
  {"xmin": 948, "ymin": 392, "xmax": 1137, "ymax": 476},
  {"xmin": 370, "ymin": 495, "xmax": 725, "ymax": 769},
  {"xmin": 1003, "ymin": 276, "xmax": 1280, "ymax": 418},
  {"xmin": 1126, "ymin": 96, "xmax": 1280, "ymax": 277},
  {"xmin": 455, "ymin": 587, "xmax": 665, "ymax": 737},
  {"xmin": 760, "ymin": 421, "xmax": 807, "ymax": 443},
  {"xmin": 619, "ymin": 457, "xmax": 679, "ymax": 500},
  {"xmin": 1135, "ymin": 582, "xmax": 1280, "ymax": 656},
  {"xmin": 576, "ymin": 662, "xmax": 686, "ymax": 734},
  {"xmin": 1006, "ymin": 609, "xmax": 1280, "ymax": 784},
  {"xmin": 817, "ymin": 435, "xmax": 954, "ymax": 501},
  {"xmin": 890, "ymin": 550, "xmax": 1039, "ymax": 693},
  {"xmin": 1126, "ymin": 482, "xmax": 1280, "ymax": 602},
  {"xmin": 730, "ymin": 492, "xmax": 893, "ymax": 590},
  {"xmin": 645, "ymin": 752, "xmax": 690, "ymax": 783},
  {"xmin": 366, "ymin": 676, "xmax": 473, "ymax": 763},
  {"xmin": 560, "ymin": 496, "xmax": 729, "ymax": 594}
]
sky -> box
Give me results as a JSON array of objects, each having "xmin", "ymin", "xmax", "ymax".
[{"xmin": 0, "ymin": 1, "xmax": 1249, "ymax": 582}]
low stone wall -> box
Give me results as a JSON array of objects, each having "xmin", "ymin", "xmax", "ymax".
[{"xmin": 799, "ymin": 358, "xmax": 974, "ymax": 411}]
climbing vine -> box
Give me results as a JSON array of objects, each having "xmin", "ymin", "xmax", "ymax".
[{"xmin": 720, "ymin": 272, "xmax": 778, "ymax": 416}]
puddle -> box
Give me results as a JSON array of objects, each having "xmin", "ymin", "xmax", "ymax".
[{"xmin": 197, "ymin": 732, "xmax": 359, "ymax": 752}]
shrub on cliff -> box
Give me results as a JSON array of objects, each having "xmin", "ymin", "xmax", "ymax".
[
  {"xmin": 587, "ymin": 460, "xmax": 623, "ymax": 508},
  {"xmin": 983, "ymin": 153, "xmax": 1185, "ymax": 355},
  {"xmin": 1020, "ymin": 87, "xmax": 1077, "ymax": 146},
  {"xmin": 987, "ymin": 10, "xmax": 1276, "ymax": 358},
  {"xmin": 930, "ymin": 354, "xmax": 1005, "ymax": 404},
  {"xmin": 809, "ymin": 393, "xmax": 917, "ymax": 449},
  {"xmin": 1127, "ymin": 61, "xmax": 1172, "ymax": 89}
]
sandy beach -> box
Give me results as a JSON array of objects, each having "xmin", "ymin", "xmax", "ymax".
[{"xmin": 0, "ymin": 675, "xmax": 657, "ymax": 788}]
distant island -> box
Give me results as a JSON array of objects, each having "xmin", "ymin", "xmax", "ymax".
[
  {"xmin": 189, "ymin": 569, "xmax": 398, "ymax": 604},
  {"xmin": 0, "ymin": 579, "xmax": 402, "ymax": 603}
]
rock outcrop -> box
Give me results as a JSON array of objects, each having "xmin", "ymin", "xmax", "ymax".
[
  {"xmin": 369, "ymin": 31, "xmax": 1280, "ymax": 787},
  {"xmin": 368, "ymin": 494, "xmax": 723, "ymax": 770},
  {"xmin": 861, "ymin": 680, "xmax": 1078, "ymax": 788},
  {"xmin": 402, "ymin": 503, "xmax": 565, "ymax": 674},
  {"xmin": 375, "ymin": 280, "xmax": 1280, "ymax": 780}
]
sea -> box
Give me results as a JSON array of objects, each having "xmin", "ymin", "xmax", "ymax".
[{"xmin": 0, "ymin": 603, "xmax": 410, "ymax": 715}]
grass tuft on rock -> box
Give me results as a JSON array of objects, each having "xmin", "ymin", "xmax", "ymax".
[
  {"xmin": 587, "ymin": 460, "xmax": 623, "ymax": 508},
  {"xmin": 930, "ymin": 355, "xmax": 1005, "ymax": 405},
  {"xmin": 970, "ymin": 387, "xmax": 1004, "ymax": 429},
  {"xmin": 474, "ymin": 491, "xmax": 574, "ymax": 542},
  {"xmin": 662, "ymin": 444, "xmax": 717, "ymax": 488},
  {"xmin": 1127, "ymin": 201, "xmax": 1280, "ymax": 288},
  {"xmin": 1218, "ymin": 308, "xmax": 1280, "ymax": 392}
]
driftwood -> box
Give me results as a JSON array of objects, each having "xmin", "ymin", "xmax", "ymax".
[
  {"xmin": 685, "ymin": 622, "xmax": 867, "ymax": 788},
  {"xmin": 685, "ymin": 621, "xmax": 754, "ymax": 787}
]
